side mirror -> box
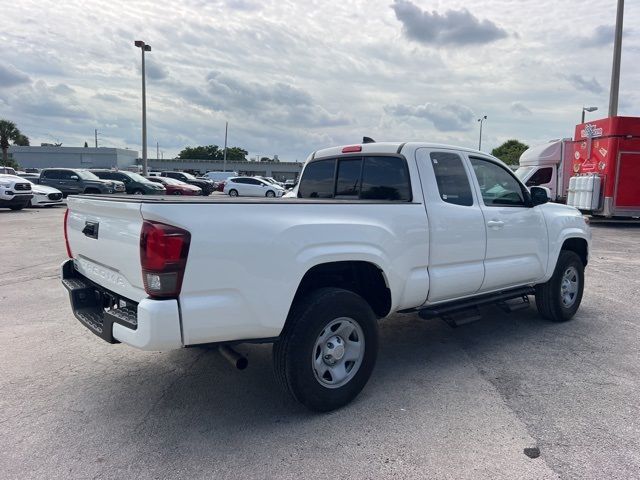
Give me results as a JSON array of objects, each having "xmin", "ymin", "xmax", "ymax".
[
  {"xmin": 70, "ymin": 175, "xmax": 79, "ymax": 181},
  {"xmin": 530, "ymin": 186, "xmax": 550, "ymax": 206}
]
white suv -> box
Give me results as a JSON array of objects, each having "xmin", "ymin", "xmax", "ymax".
[
  {"xmin": 0, "ymin": 174, "xmax": 33, "ymax": 210},
  {"xmin": 224, "ymin": 177, "xmax": 284, "ymax": 197}
]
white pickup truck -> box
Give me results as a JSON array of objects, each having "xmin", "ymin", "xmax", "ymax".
[{"xmin": 62, "ymin": 142, "xmax": 591, "ymax": 411}]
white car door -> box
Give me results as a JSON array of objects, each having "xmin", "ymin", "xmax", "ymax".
[
  {"xmin": 467, "ymin": 156, "xmax": 549, "ymax": 292},
  {"xmin": 415, "ymin": 148, "xmax": 487, "ymax": 303}
]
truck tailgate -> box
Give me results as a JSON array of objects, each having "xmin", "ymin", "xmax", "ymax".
[{"xmin": 66, "ymin": 196, "xmax": 147, "ymax": 302}]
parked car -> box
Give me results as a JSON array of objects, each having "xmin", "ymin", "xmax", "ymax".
[
  {"xmin": 0, "ymin": 174, "xmax": 32, "ymax": 210},
  {"xmin": 92, "ymin": 170, "xmax": 166, "ymax": 195},
  {"xmin": 0, "ymin": 166, "xmax": 17, "ymax": 175},
  {"xmin": 284, "ymin": 179, "xmax": 296, "ymax": 189},
  {"xmin": 146, "ymin": 176, "xmax": 202, "ymax": 195},
  {"xmin": 160, "ymin": 171, "xmax": 214, "ymax": 195},
  {"xmin": 224, "ymin": 176, "xmax": 284, "ymax": 197},
  {"xmin": 24, "ymin": 168, "xmax": 40, "ymax": 174},
  {"xmin": 203, "ymin": 171, "xmax": 238, "ymax": 183},
  {"xmin": 22, "ymin": 178, "xmax": 64, "ymax": 207},
  {"xmin": 39, "ymin": 168, "xmax": 125, "ymax": 196},
  {"xmin": 258, "ymin": 176, "xmax": 285, "ymax": 188},
  {"xmin": 61, "ymin": 141, "xmax": 590, "ymax": 412},
  {"xmin": 17, "ymin": 173, "xmax": 41, "ymax": 181}
]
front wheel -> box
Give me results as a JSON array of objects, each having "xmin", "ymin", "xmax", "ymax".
[
  {"xmin": 9, "ymin": 204, "xmax": 25, "ymax": 211},
  {"xmin": 273, "ymin": 288, "xmax": 378, "ymax": 412},
  {"xmin": 228, "ymin": 189, "xmax": 238, "ymax": 197},
  {"xmin": 132, "ymin": 189, "xmax": 144, "ymax": 195},
  {"xmin": 265, "ymin": 190, "xmax": 275, "ymax": 198},
  {"xmin": 535, "ymin": 250, "xmax": 584, "ymax": 322}
]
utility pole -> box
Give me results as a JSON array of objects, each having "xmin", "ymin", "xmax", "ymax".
[
  {"xmin": 608, "ymin": 0, "xmax": 624, "ymax": 117},
  {"xmin": 134, "ymin": 40, "xmax": 152, "ymax": 175},
  {"xmin": 94, "ymin": 129, "xmax": 98, "ymax": 148},
  {"xmin": 223, "ymin": 121, "xmax": 228, "ymax": 171},
  {"xmin": 156, "ymin": 141, "xmax": 159, "ymax": 160}
]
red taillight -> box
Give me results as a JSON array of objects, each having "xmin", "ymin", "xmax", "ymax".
[
  {"xmin": 140, "ymin": 221, "xmax": 191, "ymax": 298},
  {"xmin": 63, "ymin": 208, "xmax": 73, "ymax": 258},
  {"xmin": 342, "ymin": 145, "xmax": 362, "ymax": 153}
]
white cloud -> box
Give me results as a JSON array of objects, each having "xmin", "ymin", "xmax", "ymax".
[{"xmin": 1, "ymin": 0, "xmax": 639, "ymax": 159}]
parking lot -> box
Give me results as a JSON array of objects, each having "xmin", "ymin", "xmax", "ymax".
[{"xmin": 1, "ymin": 206, "xmax": 639, "ymax": 479}]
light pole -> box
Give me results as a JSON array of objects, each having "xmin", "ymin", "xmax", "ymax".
[
  {"xmin": 134, "ymin": 40, "xmax": 151, "ymax": 175},
  {"xmin": 477, "ymin": 115, "xmax": 487, "ymax": 150},
  {"xmin": 223, "ymin": 121, "xmax": 228, "ymax": 172},
  {"xmin": 609, "ymin": 0, "xmax": 624, "ymax": 117},
  {"xmin": 581, "ymin": 106, "xmax": 598, "ymax": 124}
]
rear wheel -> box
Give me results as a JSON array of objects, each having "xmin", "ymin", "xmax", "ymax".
[
  {"xmin": 265, "ymin": 190, "xmax": 275, "ymax": 198},
  {"xmin": 132, "ymin": 189, "xmax": 144, "ymax": 195},
  {"xmin": 9, "ymin": 204, "xmax": 25, "ymax": 211},
  {"xmin": 228, "ymin": 189, "xmax": 238, "ymax": 197},
  {"xmin": 273, "ymin": 288, "xmax": 378, "ymax": 411},
  {"xmin": 173, "ymin": 190, "xmax": 183, "ymax": 195},
  {"xmin": 535, "ymin": 250, "xmax": 584, "ymax": 322}
]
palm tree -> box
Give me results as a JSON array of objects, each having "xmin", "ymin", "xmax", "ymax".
[{"xmin": 0, "ymin": 120, "xmax": 25, "ymax": 164}]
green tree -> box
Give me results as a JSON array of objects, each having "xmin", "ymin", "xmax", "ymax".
[
  {"xmin": 225, "ymin": 147, "xmax": 248, "ymax": 162},
  {"xmin": 178, "ymin": 145, "xmax": 248, "ymax": 162},
  {"xmin": 0, "ymin": 120, "xmax": 29, "ymax": 164},
  {"xmin": 14, "ymin": 133, "xmax": 30, "ymax": 146},
  {"xmin": 491, "ymin": 139, "xmax": 529, "ymax": 166},
  {"xmin": 178, "ymin": 145, "xmax": 222, "ymax": 160},
  {"xmin": 84, "ymin": 141, "xmax": 89, "ymax": 148}
]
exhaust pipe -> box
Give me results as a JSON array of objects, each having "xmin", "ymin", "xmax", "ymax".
[{"xmin": 218, "ymin": 344, "xmax": 248, "ymax": 370}]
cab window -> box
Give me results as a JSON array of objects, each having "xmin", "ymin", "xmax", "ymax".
[
  {"xmin": 298, "ymin": 159, "xmax": 336, "ymax": 198},
  {"xmin": 526, "ymin": 167, "xmax": 553, "ymax": 186},
  {"xmin": 469, "ymin": 157, "xmax": 526, "ymax": 207},
  {"xmin": 430, "ymin": 152, "xmax": 473, "ymax": 206}
]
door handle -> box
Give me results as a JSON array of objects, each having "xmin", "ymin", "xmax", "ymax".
[{"xmin": 487, "ymin": 220, "xmax": 505, "ymax": 229}]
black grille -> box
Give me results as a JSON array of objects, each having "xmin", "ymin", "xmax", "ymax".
[
  {"xmin": 15, "ymin": 183, "xmax": 31, "ymax": 191},
  {"xmin": 48, "ymin": 193, "xmax": 63, "ymax": 200}
]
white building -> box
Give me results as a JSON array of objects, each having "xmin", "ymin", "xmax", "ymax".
[{"xmin": 8, "ymin": 146, "xmax": 139, "ymax": 170}]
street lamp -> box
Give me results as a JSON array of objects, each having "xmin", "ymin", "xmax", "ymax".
[
  {"xmin": 134, "ymin": 40, "xmax": 151, "ymax": 175},
  {"xmin": 477, "ymin": 115, "xmax": 487, "ymax": 150},
  {"xmin": 581, "ymin": 106, "xmax": 598, "ymax": 124}
]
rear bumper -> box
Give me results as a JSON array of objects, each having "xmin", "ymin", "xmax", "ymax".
[{"xmin": 61, "ymin": 259, "xmax": 183, "ymax": 351}]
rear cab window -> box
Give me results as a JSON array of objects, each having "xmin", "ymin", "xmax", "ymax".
[{"xmin": 298, "ymin": 156, "xmax": 411, "ymax": 201}]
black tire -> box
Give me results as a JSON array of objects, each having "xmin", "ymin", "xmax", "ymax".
[
  {"xmin": 228, "ymin": 189, "xmax": 238, "ymax": 197},
  {"xmin": 84, "ymin": 188, "xmax": 100, "ymax": 194},
  {"xmin": 266, "ymin": 190, "xmax": 275, "ymax": 198},
  {"xmin": 9, "ymin": 204, "xmax": 25, "ymax": 211},
  {"xmin": 173, "ymin": 190, "xmax": 183, "ymax": 195},
  {"xmin": 132, "ymin": 189, "xmax": 144, "ymax": 195},
  {"xmin": 535, "ymin": 250, "xmax": 584, "ymax": 322},
  {"xmin": 27, "ymin": 199, "xmax": 33, "ymax": 208},
  {"xmin": 273, "ymin": 287, "xmax": 378, "ymax": 412}
]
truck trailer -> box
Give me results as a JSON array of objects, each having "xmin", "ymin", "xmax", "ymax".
[{"xmin": 516, "ymin": 116, "xmax": 640, "ymax": 218}]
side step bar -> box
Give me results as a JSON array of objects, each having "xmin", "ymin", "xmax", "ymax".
[{"xmin": 417, "ymin": 286, "xmax": 535, "ymax": 320}]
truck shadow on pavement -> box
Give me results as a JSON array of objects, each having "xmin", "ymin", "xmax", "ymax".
[{"xmin": 96, "ymin": 303, "xmax": 587, "ymax": 429}]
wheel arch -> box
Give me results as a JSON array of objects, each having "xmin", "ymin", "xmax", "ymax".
[
  {"xmin": 287, "ymin": 261, "xmax": 392, "ymax": 321},
  {"xmin": 561, "ymin": 237, "xmax": 588, "ymax": 266}
]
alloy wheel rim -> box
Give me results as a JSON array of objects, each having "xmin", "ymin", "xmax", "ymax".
[{"xmin": 312, "ymin": 317, "xmax": 365, "ymax": 389}]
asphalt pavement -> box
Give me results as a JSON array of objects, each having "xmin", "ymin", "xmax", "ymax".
[{"xmin": 1, "ymin": 207, "xmax": 639, "ymax": 479}]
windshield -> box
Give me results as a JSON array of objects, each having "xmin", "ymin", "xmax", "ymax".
[
  {"xmin": 160, "ymin": 177, "xmax": 183, "ymax": 185},
  {"xmin": 181, "ymin": 172, "xmax": 196, "ymax": 180},
  {"xmin": 514, "ymin": 166, "xmax": 534, "ymax": 181},
  {"xmin": 124, "ymin": 172, "xmax": 149, "ymax": 183},
  {"xmin": 77, "ymin": 170, "xmax": 100, "ymax": 180}
]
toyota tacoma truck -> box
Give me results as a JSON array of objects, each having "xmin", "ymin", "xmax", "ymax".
[{"xmin": 61, "ymin": 142, "xmax": 591, "ymax": 411}]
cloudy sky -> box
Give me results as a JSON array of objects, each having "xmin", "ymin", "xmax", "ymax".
[{"xmin": 1, "ymin": 0, "xmax": 638, "ymax": 161}]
